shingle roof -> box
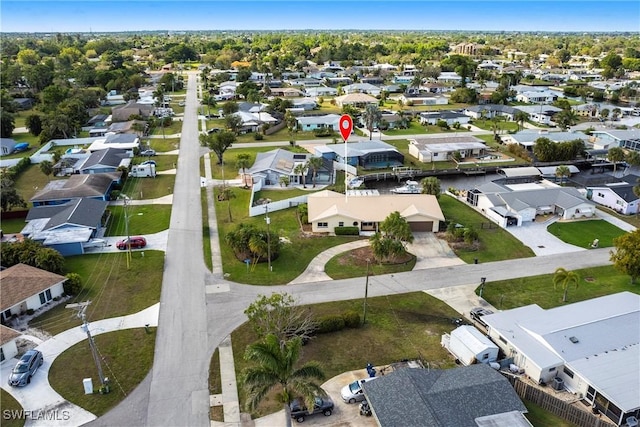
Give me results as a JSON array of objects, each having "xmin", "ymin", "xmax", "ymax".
[
  {"xmin": 0, "ymin": 264, "xmax": 66, "ymax": 311},
  {"xmin": 26, "ymin": 198, "xmax": 107, "ymax": 230},
  {"xmin": 0, "ymin": 325, "xmax": 21, "ymax": 346},
  {"xmin": 363, "ymin": 364, "xmax": 526, "ymax": 427},
  {"xmin": 79, "ymin": 148, "xmax": 129, "ymax": 171},
  {"xmin": 30, "ymin": 172, "xmax": 121, "ymax": 202}
]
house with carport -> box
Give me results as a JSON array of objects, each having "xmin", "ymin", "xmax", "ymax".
[
  {"xmin": 482, "ymin": 292, "xmax": 640, "ymax": 426},
  {"xmin": 409, "ymin": 136, "xmax": 488, "ymax": 163},
  {"xmin": 0, "ymin": 264, "xmax": 67, "ymax": 323},
  {"xmin": 464, "ymin": 104, "xmax": 518, "ymax": 121},
  {"xmin": 307, "ymin": 190, "xmax": 444, "ymax": 233},
  {"xmin": 314, "ymin": 140, "xmax": 404, "ymax": 170}
]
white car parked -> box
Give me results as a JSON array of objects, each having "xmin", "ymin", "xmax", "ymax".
[{"xmin": 341, "ymin": 377, "xmax": 377, "ymax": 403}]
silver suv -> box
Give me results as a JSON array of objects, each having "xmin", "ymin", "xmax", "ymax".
[{"xmin": 8, "ymin": 350, "xmax": 43, "ymax": 386}]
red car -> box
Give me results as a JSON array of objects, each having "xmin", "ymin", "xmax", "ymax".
[{"xmin": 116, "ymin": 236, "xmax": 147, "ymax": 250}]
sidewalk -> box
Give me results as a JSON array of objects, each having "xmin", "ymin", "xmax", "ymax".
[{"xmin": 0, "ymin": 304, "xmax": 159, "ymax": 427}]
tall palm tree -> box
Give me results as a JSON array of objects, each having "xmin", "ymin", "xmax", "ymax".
[
  {"xmin": 236, "ymin": 153, "xmax": 252, "ymax": 188},
  {"xmin": 555, "ymin": 165, "xmax": 571, "ymax": 185},
  {"xmin": 420, "ymin": 176, "xmax": 441, "ymax": 198},
  {"xmin": 514, "ymin": 111, "xmax": 529, "ymax": 131},
  {"xmin": 306, "ymin": 157, "xmax": 324, "ymax": 188},
  {"xmin": 243, "ymin": 334, "xmax": 325, "ymax": 427},
  {"xmin": 293, "ymin": 163, "xmax": 307, "ymax": 188},
  {"xmin": 553, "ymin": 267, "xmax": 580, "ymax": 303},
  {"xmin": 362, "ymin": 104, "xmax": 382, "ymax": 140},
  {"xmin": 607, "ymin": 147, "xmax": 626, "ymax": 176}
]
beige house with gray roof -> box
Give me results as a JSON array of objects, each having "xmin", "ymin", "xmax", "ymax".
[{"xmin": 308, "ymin": 190, "xmax": 444, "ymax": 233}]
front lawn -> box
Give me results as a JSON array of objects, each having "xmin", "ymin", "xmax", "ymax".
[
  {"xmin": 0, "ymin": 389, "xmax": 25, "ymax": 427},
  {"xmin": 121, "ymin": 174, "xmax": 175, "ymax": 200},
  {"xmin": 254, "ymin": 188, "xmax": 322, "ymax": 202},
  {"xmin": 29, "ymin": 251, "xmax": 163, "ymax": 336},
  {"xmin": 325, "ymin": 247, "xmax": 416, "ymax": 279},
  {"xmin": 479, "ymin": 265, "xmax": 639, "ymax": 310},
  {"xmin": 596, "ymin": 206, "xmax": 640, "ymax": 229},
  {"xmin": 49, "ymin": 328, "xmax": 156, "ymax": 417},
  {"xmin": 132, "ymin": 154, "xmax": 178, "ymax": 171},
  {"xmin": 146, "ymin": 137, "xmax": 180, "ymax": 153},
  {"xmin": 438, "ymin": 195, "xmax": 535, "ymax": 263},
  {"xmin": 231, "ymin": 292, "xmax": 460, "ymax": 418},
  {"xmin": 471, "ymin": 119, "xmax": 520, "ymax": 133},
  {"xmin": 547, "ymin": 219, "xmax": 626, "ymax": 249},
  {"xmin": 104, "ymin": 205, "xmax": 171, "ymax": 236},
  {"xmin": 12, "ymin": 164, "xmax": 66, "ymax": 208}
]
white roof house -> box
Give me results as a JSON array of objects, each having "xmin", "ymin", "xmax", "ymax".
[
  {"xmin": 408, "ymin": 136, "xmax": 488, "ymax": 163},
  {"xmin": 502, "ymin": 130, "xmax": 588, "ymax": 148},
  {"xmin": 482, "ymin": 292, "xmax": 640, "ymax": 426},
  {"xmin": 591, "ymin": 129, "xmax": 640, "ymax": 152}
]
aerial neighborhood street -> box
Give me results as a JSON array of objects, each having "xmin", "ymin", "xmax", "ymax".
[{"xmin": 1, "ymin": 3, "xmax": 640, "ymax": 427}]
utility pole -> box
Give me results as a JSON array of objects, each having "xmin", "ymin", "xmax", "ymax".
[
  {"xmin": 265, "ymin": 204, "xmax": 271, "ymax": 273},
  {"xmin": 363, "ymin": 259, "xmax": 370, "ymax": 324},
  {"xmin": 66, "ymin": 302, "xmax": 109, "ymax": 393}
]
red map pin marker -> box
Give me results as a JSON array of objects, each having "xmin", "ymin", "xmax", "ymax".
[{"xmin": 339, "ymin": 114, "xmax": 353, "ymax": 142}]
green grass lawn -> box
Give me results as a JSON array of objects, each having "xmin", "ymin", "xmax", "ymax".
[
  {"xmin": 132, "ymin": 154, "xmax": 178, "ymax": 171},
  {"xmin": 325, "ymin": 251, "xmax": 416, "ymax": 279},
  {"xmin": 12, "ymin": 164, "xmax": 66, "ymax": 208},
  {"xmin": 49, "ymin": 328, "xmax": 156, "ymax": 417},
  {"xmin": 472, "ymin": 119, "xmax": 520, "ymax": 133},
  {"xmin": 596, "ymin": 207, "xmax": 640, "ymax": 229},
  {"xmin": 479, "ymin": 265, "xmax": 639, "ymax": 310},
  {"xmin": 0, "ymin": 389, "xmax": 26, "ymax": 427},
  {"xmin": 151, "ymin": 120, "xmax": 182, "ymax": 136},
  {"xmin": 254, "ymin": 188, "xmax": 323, "ymax": 202},
  {"xmin": 201, "ymin": 189, "xmax": 213, "ymax": 271},
  {"xmin": 524, "ymin": 400, "xmax": 575, "ymax": 427},
  {"xmin": 0, "ymin": 217, "xmax": 28, "ymax": 233},
  {"xmin": 231, "ymin": 292, "xmax": 460, "ymax": 418},
  {"xmin": 438, "ymin": 195, "xmax": 535, "ymax": 263},
  {"xmin": 547, "ymin": 219, "xmax": 626, "ymax": 249},
  {"xmin": 29, "ymin": 251, "xmax": 163, "ymax": 336},
  {"xmin": 212, "ymin": 146, "xmax": 306, "ymax": 180},
  {"xmin": 121, "ymin": 174, "xmax": 175, "ymax": 200},
  {"xmin": 147, "ymin": 137, "xmax": 181, "ymax": 152},
  {"xmin": 104, "ymin": 205, "xmax": 171, "ymax": 236},
  {"xmin": 213, "ymin": 186, "xmax": 364, "ymax": 284}
]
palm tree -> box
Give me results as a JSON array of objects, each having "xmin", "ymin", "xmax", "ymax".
[
  {"xmin": 362, "ymin": 104, "xmax": 382, "ymax": 140},
  {"xmin": 514, "ymin": 110, "xmax": 529, "ymax": 131},
  {"xmin": 243, "ymin": 334, "xmax": 326, "ymax": 427},
  {"xmin": 236, "ymin": 153, "xmax": 252, "ymax": 188},
  {"xmin": 293, "ymin": 163, "xmax": 307, "ymax": 188},
  {"xmin": 555, "ymin": 165, "xmax": 571, "ymax": 185},
  {"xmin": 553, "ymin": 267, "xmax": 580, "ymax": 303},
  {"xmin": 306, "ymin": 157, "xmax": 324, "ymax": 188},
  {"xmin": 612, "ymin": 108, "xmax": 621, "ymax": 122},
  {"xmin": 608, "ymin": 147, "xmax": 626, "ymax": 176},
  {"xmin": 420, "ymin": 176, "xmax": 441, "ymax": 198}
]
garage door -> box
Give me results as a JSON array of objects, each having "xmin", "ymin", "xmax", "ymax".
[{"xmin": 410, "ymin": 221, "xmax": 433, "ymax": 232}]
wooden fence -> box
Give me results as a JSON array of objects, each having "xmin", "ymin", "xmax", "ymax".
[{"xmin": 510, "ymin": 378, "xmax": 616, "ymax": 427}]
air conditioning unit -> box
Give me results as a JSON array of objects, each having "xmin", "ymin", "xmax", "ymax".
[{"xmin": 552, "ymin": 377, "xmax": 564, "ymax": 391}]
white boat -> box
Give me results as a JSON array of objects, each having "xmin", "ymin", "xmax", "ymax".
[
  {"xmin": 391, "ymin": 180, "xmax": 422, "ymax": 194},
  {"xmin": 348, "ymin": 177, "xmax": 364, "ymax": 189}
]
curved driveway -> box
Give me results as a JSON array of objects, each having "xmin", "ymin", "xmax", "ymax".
[{"xmin": 89, "ymin": 74, "xmax": 619, "ymax": 427}]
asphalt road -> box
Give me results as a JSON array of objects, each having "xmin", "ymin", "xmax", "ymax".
[{"xmin": 88, "ymin": 74, "xmax": 617, "ymax": 427}]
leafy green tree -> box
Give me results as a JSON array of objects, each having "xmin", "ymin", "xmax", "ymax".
[
  {"xmin": 244, "ymin": 293, "xmax": 316, "ymax": 346},
  {"xmin": 362, "ymin": 104, "xmax": 382, "ymax": 140},
  {"xmin": 553, "ymin": 267, "xmax": 580, "ymax": 303},
  {"xmin": 64, "ymin": 273, "xmax": 83, "ymax": 295},
  {"xmin": 420, "ymin": 177, "xmax": 441, "ymax": 198},
  {"xmin": 599, "ymin": 108, "xmax": 610, "ymax": 121},
  {"xmin": 222, "ymin": 101, "xmax": 239, "ymax": 116},
  {"xmin": 224, "ymin": 115, "xmax": 243, "ymax": 134},
  {"xmin": 26, "ymin": 114, "xmax": 43, "ymax": 136},
  {"xmin": 306, "ymin": 157, "xmax": 324, "ymax": 188},
  {"xmin": 0, "ymin": 109, "xmax": 15, "ymax": 137},
  {"xmin": 279, "ymin": 175, "xmax": 290, "ymax": 187},
  {"xmin": 610, "ymin": 230, "xmax": 640, "ymax": 284},
  {"xmin": 242, "ymin": 334, "xmax": 326, "ymax": 426},
  {"xmin": 370, "ymin": 211, "xmax": 414, "ymax": 263},
  {"xmin": 200, "ymin": 130, "xmax": 236, "ymax": 165},
  {"xmin": 554, "ymin": 109, "xmax": 578, "ymax": 130},
  {"xmin": 0, "ymin": 178, "xmax": 27, "ymax": 212},
  {"xmin": 1, "ymin": 239, "xmax": 64, "ymax": 274},
  {"xmin": 39, "ymin": 160, "xmax": 53, "ymax": 177},
  {"xmin": 607, "ymin": 147, "xmax": 625, "ymax": 175},
  {"xmin": 533, "ymin": 137, "xmax": 557, "ymax": 162}
]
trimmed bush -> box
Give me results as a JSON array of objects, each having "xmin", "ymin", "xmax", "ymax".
[
  {"xmin": 315, "ymin": 314, "xmax": 345, "ymax": 334},
  {"xmin": 334, "ymin": 226, "xmax": 359, "ymax": 236},
  {"xmin": 342, "ymin": 310, "xmax": 361, "ymax": 328}
]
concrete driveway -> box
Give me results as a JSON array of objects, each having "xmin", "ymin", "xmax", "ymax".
[
  {"xmin": 505, "ymin": 219, "xmax": 588, "ymax": 256},
  {"xmin": 407, "ymin": 233, "xmax": 465, "ymax": 269}
]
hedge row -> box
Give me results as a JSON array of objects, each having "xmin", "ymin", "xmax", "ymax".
[
  {"xmin": 2, "ymin": 156, "xmax": 31, "ymax": 180},
  {"xmin": 334, "ymin": 226, "xmax": 359, "ymax": 235},
  {"xmin": 315, "ymin": 310, "xmax": 361, "ymax": 334}
]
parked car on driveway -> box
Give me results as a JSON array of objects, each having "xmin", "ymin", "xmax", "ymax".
[
  {"xmin": 8, "ymin": 350, "xmax": 43, "ymax": 387},
  {"xmin": 470, "ymin": 307, "xmax": 494, "ymax": 327},
  {"xmin": 341, "ymin": 377, "xmax": 377, "ymax": 403},
  {"xmin": 116, "ymin": 236, "xmax": 147, "ymax": 250},
  {"xmin": 140, "ymin": 160, "xmax": 157, "ymax": 166},
  {"xmin": 140, "ymin": 149, "xmax": 156, "ymax": 156},
  {"xmin": 290, "ymin": 395, "xmax": 334, "ymax": 423}
]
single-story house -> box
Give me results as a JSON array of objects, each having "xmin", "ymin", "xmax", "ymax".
[
  {"xmin": 378, "ymin": 113, "xmax": 404, "ymax": 130},
  {"xmin": 21, "ymin": 198, "xmax": 108, "ymax": 256},
  {"xmin": 381, "ymin": 84, "xmax": 403, "ymax": 93},
  {"xmin": 464, "ymin": 104, "xmax": 519, "ymax": 121},
  {"xmin": 341, "ymin": 83, "xmax": 381, "ymax": 96},
  {"xmin": 362, "ymin": 364, "xmax": 529, "ymax": 427},
  {"xmin": 418, "ymin": 111, "xmax": 471, "ymax": 126},
  {"xmin": 0, "ymin": 325, "xmax": 21, "ymax": 363},
  {"xmin": 467, "ymin": 181, "xmax": 596, "ymax": 227},
  {"xmin": 87, "ymin": 133, "xmax": 140, "ymax": 153},
  {"xmin": 13, "ymin": 97, "xmax": 35, "ymax": 110},
  {"xmin": 304, "ymin": 86, "xmax": 338, "ymax": 97},
  {"xmin": 502, "ymin": 130, "xmax": 588, "ymax": 150},
  {"xmin": 232, "ymin": 110, "xmax": 278, "ymax": 133},
  {"xmin": 296, "ymin": 114, "xmax": 341, "ymax": 132},
  {"xmin": 512, "ymin": 105, "xmax": 563, "ymax": 126},
  {"xmin": 78, "ymin": 148, "xmax": 131, "ymax": 174},
  {"xmin": 315, "ymin": 140, "xmax": 404, "ymax": 170},
  {"xmin": 399, "ymin": 93, "xmax": 448, "ymax": 106},
  {"xmin": 291, "ymin": 99, "xmax": 317, "ymax": 111},
  {"xmin": 30, "ymin": 172, "xmax": 122, "ymax": 206},
  {"xmin": 247, "ymin": 149, "xmax": 323, "ymax": 187},
  {"xmin": 360, "ymin": 76, "xmax": 384, "ymax": 85},
  {"xmin": 0, "ymin": 264, "xmax": 67, "ymax": 323},
  {"xmin": 111, "ymin": 101, "xmax": 154, "ymax": 122},
  {"xmin": 106, "ymin": 119, "xmax": 147, "ymax": 135},
  {"xmin": 409, "ymin": 136, "xmax": 488, "ymax": 163},
  {"xmin": 289, "ymin": 78, "xmax": 322, "ymax": 88},
  {"xmin": 269, "ymin": 87, "xmax": 303, "ymax": 97},
  {"xmin": 437, "ymin": 72, "xmax": 464, "ymax": 84},
  {"xmin": 515, "ymin": 90, "xmax": 558, "ymax": 104},
  {"xmin": 587, "ymin": 174, "xmax": 640, "ymax": 215},
  {"xmin": 307, "ymin": 190, "xmax": 444, "ymax": 233},
  {"xmin": 325, "ymin": 77, "xmax": 353, "ymax": 86},
  {"xmin": 482, "ymin": 292, "xmax": 640, "ymax": 426},
  {"xmin": 0, "ymin": 138, "xmax": 17, "ymax": 155},
  {"xmin": 334, "ymin": 93, "xmax": 378, "ymax": 108},
  {"xmin": 590, "ymin": 129, "xmax": 640, "ymax": 152},
  {"xmin": 392, "ymin": 75, "xmax": 414, "ymax": 85}
]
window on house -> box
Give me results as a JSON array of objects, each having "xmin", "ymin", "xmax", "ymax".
[
  {"xmin": 2, "ymin": 309, "xmax": 11, "ymax": 321},
  {"xmin": 482, "ymin": 353, "xmax": 489, "ymax": 359},
  {"xmin": 338, "ymin": 222, "xmax": 344, "ymax": 227},
  {"xmin": 39, "ymin": 292, "xmax": 46, "ymax": 304},
  {"xmin": 318, "ymin": 222, "xmax": 328, "ymax": 228},
  {"xmin": 549, "ymin": 367, "xmax": 556, "ymax": 372},
  {"xmin": 353, "ymin": 222, "xmax": 358, "ymax": 226},
  {"xmin": 39, "ymin": 289, "xmax": 53, "ymax": 305},
  {"xmin": 563, "ymin": 367, "xmax": 574, "ymax": 378},
  {"xmin": 0, "ymin": 347, "xmax": 4, "ymax": 363},
  {"xmin": 498, "ymin": 336, "xmax": 507, "ymax": 344}
]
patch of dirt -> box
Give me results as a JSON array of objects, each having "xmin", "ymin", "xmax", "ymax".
[{"xmin": 584, "ymin": 277, "xmax": 596, "ymax": 283}]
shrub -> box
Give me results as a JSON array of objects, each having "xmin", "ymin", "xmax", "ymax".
[
  {"xmin": 334, "ymin": 226, "xmax": 359, "ymax": 235},
  {"xmin": 253, "ymin": 133, "xmax": 263, "ymax": 140},
  {"xmin": 64, "ymin": 272, "xmax": 83, "ymax": 295},
  {"xmin": 315, "ymin": 314, "xmax": 345, "ymax": 334},
  {"xmin": 298, "ymin": 204, "xmax": 308, "ymax": 224},
  {"xmin": 26, "ymin": 309, "xmax": 34, "ymax": 315},
  {"xmin": 342, "ymin": 310, "xmax": 361, "ymax": 328}
]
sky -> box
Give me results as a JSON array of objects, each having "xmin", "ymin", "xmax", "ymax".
[{"xmin": 1, "ymin": 1, "xmax": 639, "ymax": 33}]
